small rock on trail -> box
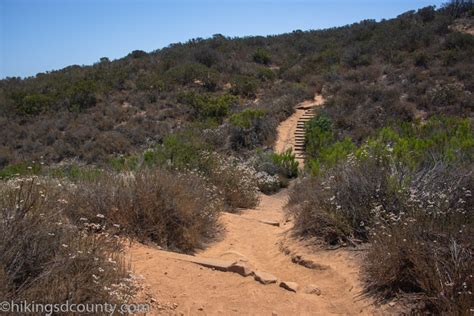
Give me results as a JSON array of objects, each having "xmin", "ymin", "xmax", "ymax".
[
  {"xmin": 279, "ymin": 281, "xmax": 299, "ymax": 292},
  {"xmin": 227, "ymin": 260, "xmax": 254, "ymax": 277},
  {"xmin": 254, "ymin": 270, "xmax": 278, "ymax": 285}
]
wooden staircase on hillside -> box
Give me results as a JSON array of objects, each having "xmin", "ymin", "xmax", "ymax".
[{"xmin": 293, "ymin": 108, "xmax": 316, "ymax": 161}]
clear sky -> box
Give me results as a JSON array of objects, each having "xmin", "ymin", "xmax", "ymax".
[{"xmin": 1, "ymin": 0, "xmax": 445, "ymax": 78}]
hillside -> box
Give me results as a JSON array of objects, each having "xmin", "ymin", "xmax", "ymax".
[
  {"xmin": 0, "ymin": 4, "xmax": 472, "ymax": 170},
  {"xmin": 0, "ymin": 2, "xmax": 473, "ymax": 315}
]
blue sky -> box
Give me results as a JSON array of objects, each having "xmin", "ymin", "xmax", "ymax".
[{"xmin": 1, "ymin": 0, "xmax": 444, "ymax": 78}]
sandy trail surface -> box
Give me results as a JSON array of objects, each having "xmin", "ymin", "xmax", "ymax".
[{"xmin": 129, "ymin": 95, "xmax": 381, "ymax": 315}]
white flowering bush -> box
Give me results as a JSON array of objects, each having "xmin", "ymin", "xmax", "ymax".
[
  {"xmin": 254, "ymin": 170, "xmax": 281, "ymax": 194},
  {"xmin": 199, "ymin": 152, "xmax": 261, "ymax": 209},
  {"xmin": 0, "ymin": 177, "xmax": 135, "ymax": 304},
  {"xmin": 366, "ymin": 163, "xmax": 473, "ymax": 313}
]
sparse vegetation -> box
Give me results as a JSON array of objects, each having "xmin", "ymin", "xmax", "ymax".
[
  {"xmin": 288, "ymin": 116, "xmax": 474, "ymax": 313},
  {"xmin": 0, "ymin": 177, "xmax": 135, "ymax": 303},
  {"xmin": 67, "ymin": 168, "xmax": 223, "ymax": 252}
]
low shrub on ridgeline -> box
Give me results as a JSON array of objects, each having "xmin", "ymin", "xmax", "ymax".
[
  {"xmin": 0, "ymin": 177, "xmax": 135, "ymax": 303},
  {"xmin": 66, "ymin": 168, "xmax": 223, "ymax": 252},
  {"xmin": 288, "ymin": 116, "xmax": 474, "ymax": 313}
]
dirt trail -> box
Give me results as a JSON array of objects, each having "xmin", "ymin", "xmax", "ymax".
[{"xmin": 129, "ymin": 95, "xmax": 379, "ymax": 315}]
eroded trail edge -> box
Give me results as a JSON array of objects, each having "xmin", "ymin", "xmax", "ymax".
[{"xmin": 129, "ymin": 95, "xmax": 378, "ymax": 315}]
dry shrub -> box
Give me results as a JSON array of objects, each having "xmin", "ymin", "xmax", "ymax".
[
  {"xmin": 287, "ymin": 156, "xmax": 388, "ymax": 245},
  {"xmin": 66, "ymin": 168, "xmax": 223, "ymax": 252},
  {"xmin": 0, "ymin": 177, "xmax": 134, "ymax": 303},
  {"xmin": 365, "ymin": 164, "xmax": 473, "ymax": 314},
  {"xmin": 288, "ymin": 159, "xmax": 473, "ymax": 313}
]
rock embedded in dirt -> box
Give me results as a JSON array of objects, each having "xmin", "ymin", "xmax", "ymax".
[
  {"xmin": 227, "ymin": 261, "xmax": 254, "ymax": 277},
  {"xmin": 260, "ymin": 219, "xmax": 280, "ymax": 227},
  {"xmin": 305, "ymin": 284, "xmax": 322, "ymax": 296},
  {"xmin": 254, "ymin": 270, "xmax": 278, "ymax": 285},
  {"xmin": 291, "ymin": 255, "xmax": 329, "ymax": 270},
  {"xmin": 279, "ymin": 281, "xmax": 299, "ymax": 292},
  {"xmin": 188, "ymin": 257, "xmax": 234, "ymax": 272}
]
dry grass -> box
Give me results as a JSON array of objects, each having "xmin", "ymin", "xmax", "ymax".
[
  {"xmin": 65, "ymin": 168, "xmax": 223, "ymax": 252},
  {"xmin": 0, "ymin": 177, "xmax": 135, "ymax": 303}
]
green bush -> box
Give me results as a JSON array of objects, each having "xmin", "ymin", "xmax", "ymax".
[
  {"xmin": 179, "ymin": 92, "xmax": 237, "ymax": 123},
  {"xmin": 16, "ymin": 94, "xmax": 54, "ymax": 115},
  {"xmin": 0, "ymin": 162, "xmax": 42, "ymax": 180},
  {"xmin": 271, "ymin": 149, "xmax": 299, "ymax": 178},
  {"xmin": 66, "ymin": 80, "xmax": 97, "ymax": 112},
  {"xmin": 308, "ymin": 137, "xmax": 356, "ymax": 175},
  {"xmin": 108, "ymin": 155, "xmax": 140, "ymax": 172},
  {"xmin": 253, "ymin": 48, "xmax": 272, "ymax": 65},
  {"xmin": 231, "ymin": 75, "xmax": 259, "ymax": 97},
  {"xmin": 145, "ymin": 132, "xmax": 205, "ymax": 170},
  {"xmin": 357, "ymin": 116, "xmax": 474, "ymax": 170},
  {"xmin": 305, "ymin": 113, "xmax": 334, "ymax": 157},
  {"xmin": 229, "ymin": 108, "xmax": 266, "ymax": 128},
  {"xmin": 49, "ymin": 164, "xmax": 104, "ymax": 182},
  {"xmin": 257, "ymin": 67, "xmax": 276, "ymax": 81}
]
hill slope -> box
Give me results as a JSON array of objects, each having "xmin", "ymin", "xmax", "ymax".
[{"xmin": 0, "ymin": 4, "xmax": 472, "ymax": 170}]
